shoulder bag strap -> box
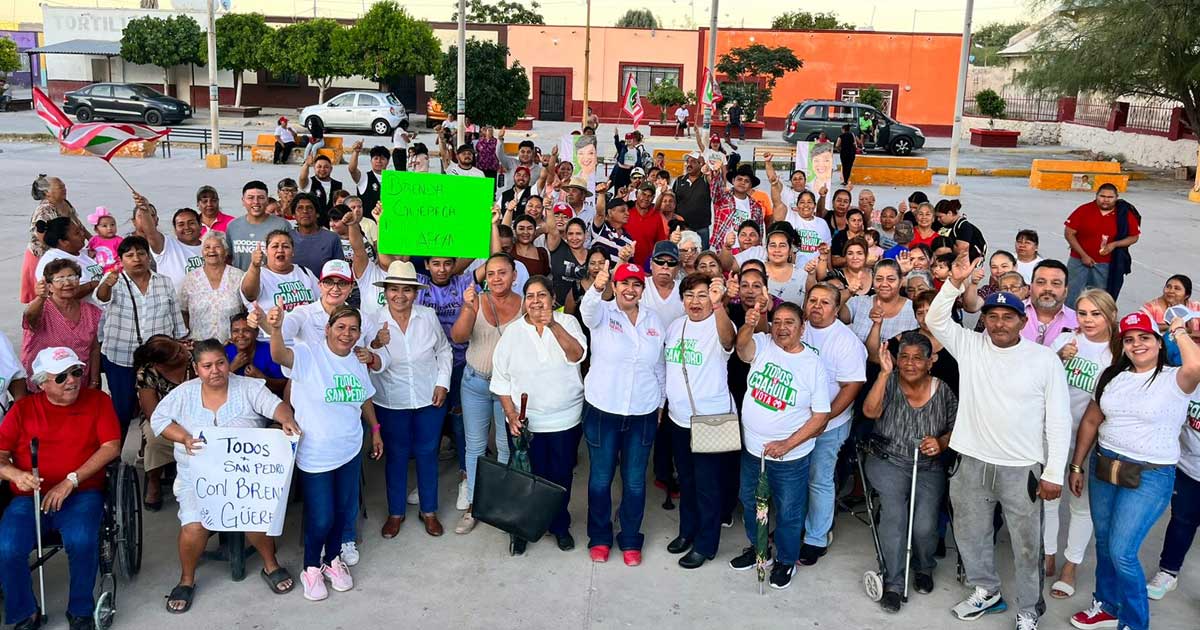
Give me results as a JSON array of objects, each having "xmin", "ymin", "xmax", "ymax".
[
  {"xmin": 121, "ymin": 273, "xmax": 144, "ymax": 346},
  {"xmin": 679, "ymin": 317, "xmax": 699, "ymax": 417}
]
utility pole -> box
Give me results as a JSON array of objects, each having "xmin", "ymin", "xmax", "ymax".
[
  {"xmin": 939, "ymin": 0, "xmax": 974, "ymax": 196},
  {"xmin": 581, "ymin": 0, "xmax": 591, "ymax": 130},
  {"xmin": 456, "ymin": 0, "xmax": 466, "ymax": 148},
  {"xmin": 701, "ymin": 0, "xmax": 718, "ymax": 134},
  {"xmin": 204, "ymin": 0, "xmax": 225, "ymax": 168}
]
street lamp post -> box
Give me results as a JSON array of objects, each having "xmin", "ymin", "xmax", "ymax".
[
  {"xmin": 456, "ymin": 0, "xmax": 466, "ymax": 149},
  {"xmin": 701, "ymin": 0, "xmax": 718, "ymax": 133},
  {"xmin": 939, "ymin": 0, "xmax": 975, "ymax": 196},
  {"xmin": 581, "ymin": 0, "xmax": 591, "ymax": 131},
  {"xmin": 204, "ymin": 0, "xmax": 225, "ymax": 168}
]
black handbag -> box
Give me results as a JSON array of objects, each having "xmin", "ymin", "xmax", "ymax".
[{"xmin": 471, "ymin": 394, "xmax": 568, "ymax": 542}]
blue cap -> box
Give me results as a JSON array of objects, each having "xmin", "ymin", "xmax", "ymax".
[
  {"xmin": 651, "ymin": 240, "xmax": 679, "ymax": 261},
  {"xmin": 981, "ymin": 291, "xmax": 1025, "ymax": 316}
]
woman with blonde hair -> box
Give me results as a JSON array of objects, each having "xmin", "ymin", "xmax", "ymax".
[{"xmin": 1045, "ymin": 288, "xmax": 1119, "ymax": 599}]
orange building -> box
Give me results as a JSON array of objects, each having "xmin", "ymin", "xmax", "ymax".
[{"xmin": 507, "ymin": 24, "xmax": 962, "ymax": 136}]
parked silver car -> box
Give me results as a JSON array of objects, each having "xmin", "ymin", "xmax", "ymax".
[{"xmin": 300, "ymin": 91, "xmax": 407, "ymax": 136}]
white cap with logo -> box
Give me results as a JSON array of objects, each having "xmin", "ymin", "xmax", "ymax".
[{"xmin": 32, "ymin": 347, "xmax": 84, "ymax": 377}]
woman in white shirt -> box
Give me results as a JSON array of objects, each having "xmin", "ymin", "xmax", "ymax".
[
  {"xmin": 579, "ymin": 262, "xmax": 666, "ymax": 566},
  {"xmin": 662, "ymin": 273, "xmax": 735, "ymax": 569},
  {"xmin": 267, "ymin": 303, "xmax": 384, "ymax": 602},
  {"xmin": 1067, "ymin": 312, "xmax": 1200, "ymax": 630},
  {"xmin": 273, "ymin": 116, "xmax": 298, "ymax": 164},
  {"xmin": 730, "ymin": 301, "xmax": 831, "ymax": 590},
  {"xmin": 843, "ymin": 259, "xmax": 918, "ymax": 344},
  {"xmin": 151, "ymin": 339, "xmax": 301, "ymax": 611},
  {"xmin": 1044, "ymin": 288, "xmax": 1117, "ymax": 599},
  {"xmin": 241, "ymin": 230, "xmax": 320, "ymax": 341},
  {"xmin": 491, "ymin": 275, "xmax": 588, "ymax": 554},
  {"xmin": 369, "ymin": 261, "xmax": 453, "ymax": 539}
]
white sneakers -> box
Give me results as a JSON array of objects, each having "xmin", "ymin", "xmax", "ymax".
[
  {"xmin": 340, "ymin": 542, "xmax": 359, "ymax": 567},
  {"xmin": 1015, "ymin": 613, "xmax": 1039, "ymax": 630},
  {"xmin": 456, "ymin": 479, "xmax": 470, "ymax": 511},
  {"xmin": 951, "ymin": 586, "xmax": 1007, "ymax": 621},
  {"xmin": 455, "ymin": 511, "xmax": 476, "ymax": 534},
  {"xmin": 302, "ymin": 556, "xmax": 354, "ymax": 601},
  {"xmin": 1146, "ymin": 570, "xmax": 1178, "ymax": 600}
]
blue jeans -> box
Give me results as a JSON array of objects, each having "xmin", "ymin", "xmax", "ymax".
[
  {"xmin": 527, "ymin": 424, "xmax": 583, "ymax": 537},
  {"xmin": 462, "ymin": 365, "xmax": 510, "ymax": 503},
  {"xmin": 740, "ymin": 451, "xmax": 810, "ymax": 565},
  {"xmin": 669, "ymin": 421, "xmax": 725, "ymax": 557},
  {"xmin": 378, "ymin": 404, "xmax": 446, "ymax": 515},
  {"xmin": 302, "ymin": 138, "xmax": 325, "ymax": 161},
  {"xmin": 302, "ymin": 452, "xmax": 362, "ymax": 569},
  {"xmin": 1159, "ymin": 469, "xmax": 1200, "ymax": 573},
  {"xmin": 0, "ymin": 491, "xmax": 104, "ymax": 622},
  {"xmin": 1089, "ymin": 447, "xmax": 1174, "ymax": 630},
  {"xmin": 1067, "ymin": 257, "xmax": 1111, "ymax": 306},
  {"xmin": 101, "ymin": 354, "xmax": 137, "ymax": 437},
  {"xmin": 802, "ymin": 420, "xmax": 851, "ymax": 547},
  {"xmin": 584, "ymin": 404, "xmax": 657, "ymax": 550}
]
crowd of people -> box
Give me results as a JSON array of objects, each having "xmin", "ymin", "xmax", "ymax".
[{"xmin": 0, "ymin": 121, "xmax": 1195, "ymax": 630}]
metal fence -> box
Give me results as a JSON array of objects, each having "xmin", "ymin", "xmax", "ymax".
[
  {"xmin": 1072, "ymin": 102, "xmax": 1111, "ymax": 126},
  {"xmin": 963, "ymin": 97, "xmax": 1059, "ymax": 121},
  {"xmin": 1123, "ymin": 103, "xmax": 1175, "ymax": 133}
]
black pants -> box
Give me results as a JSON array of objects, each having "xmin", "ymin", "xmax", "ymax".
[
  {"xmin": 669, "ymin": 422, "xmax": 724, "ymax": 557},
  {"xmin": 273, "ymin": 141, "xmax": 296, "ymax": 164},
  {"xmin": 841, "ymin": 153, "xmax": 856, "ymax": 185},
  {"xmin": 653, "ymin": 405, "xmax": 677, "ymax": 491},
  {"xmin": 392, "ymin": 148, "xmax": 407, "ymax": 171},
  {"xmin": 726, "ymin": 121, "xmax": 744, "ymax": 141}
]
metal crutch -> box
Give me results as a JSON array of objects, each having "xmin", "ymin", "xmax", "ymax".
[
  {"xmin": 31, "ymin": 437, "xmax": 47, "ymax": 620},
  {"xmin": 902, "ymin": 443, "xmax": 920, "ymax": 603}
]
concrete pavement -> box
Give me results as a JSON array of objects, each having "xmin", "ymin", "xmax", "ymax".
[{"xmin": 0, "ymin": 138, "xmax": 1197, "ymax": 629}]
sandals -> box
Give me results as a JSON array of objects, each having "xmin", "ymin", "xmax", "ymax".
[
  {"xmin": 165, "ymin": 583, "xmax": 194, "ymax": 614},
  {"xmin": 1050, "ymin": 579, "xmax": 1076, "ymax": 599},
  {"xmin": 262, "ymin": 567, "xmax": 296, "ymax": 594}
]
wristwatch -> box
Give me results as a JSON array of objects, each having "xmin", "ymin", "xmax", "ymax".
[{"xmin": 67, "ymin": 472, "xmax": 79, "ymax": 488}]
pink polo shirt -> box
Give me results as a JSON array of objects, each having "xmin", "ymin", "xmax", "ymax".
[
  {"xmin": 200, "ymin": 211, "xmax": 236, "ymax": 236},
  {"xmin": 1021, "ymin": 302, "xmax": 1078, "ymax": 347}
]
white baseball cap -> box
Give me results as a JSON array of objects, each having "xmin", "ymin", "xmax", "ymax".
[
  {"xmin": 32, "ymin": 347, "xmax": 84, "ymax": 377},
  {"xmin": 320, "ymin": 259, "xmax": 353, "ymax": 283}
]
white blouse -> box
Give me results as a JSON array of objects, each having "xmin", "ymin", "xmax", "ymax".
[
  {"xmin": 579, "ymin": 287, "xmax": 666, "ymax": 416},
  {"xmin": 370, "ymin": 305, "xmax": 453, "ymax": 410},
  {"xmin": 490, "ymin": 312, "xmax": 588, "ymax": 432}
]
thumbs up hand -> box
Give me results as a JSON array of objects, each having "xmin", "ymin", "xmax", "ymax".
[{"xmin": 372, "ymin": 322, "xmax": 391, "ymax": 349}]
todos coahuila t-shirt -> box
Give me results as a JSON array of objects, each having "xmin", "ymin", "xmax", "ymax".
[
  {"xmin": 1051, "ymin": 332, "xmax": 1113, "ymax": 425},
  {"xmin": 290, "ymin": 340, "xmax": 376, "ymax": 473},
  {"xmin": 664, "ymin": 313, "xmax": 733, "ymax": 428},
  {"xmin": 153, "ymin": 237, "xmax": 203, "ymax": 291},
  {"xmin": 800, "ymin": 320, "xmax": 867, "ymax": 432},
  {"xmin": 785, "ymin": 211, "xmax": 832, "ymax": 267},
  {"xmin": 740, "ymin": 332, "xmax": 831, "ymax": 461},
  {"xmin": 244, "ymin": 265, "xmax": 318, "ymax": 341}
]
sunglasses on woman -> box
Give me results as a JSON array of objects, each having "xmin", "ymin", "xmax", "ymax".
[{"xmin": 54, "ymin": 367, "xmax": 85, "ymax": 384}]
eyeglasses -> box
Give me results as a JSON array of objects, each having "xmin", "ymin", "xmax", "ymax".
[
  {"xmin": 652, "ymin": 258, "xmax": 679, "ymax": 267},
  {"xmin": 51, "ymin": 275, "xmax": 80, "ymax": 285},
  {"xmin": 53, "ymin": 367, "xmax": 84, "ymax": 384}
]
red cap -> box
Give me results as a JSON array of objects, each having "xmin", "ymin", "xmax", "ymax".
[
  {"xmin": 552, "ymin": 203, "xmax": 574, "ymax": 217},
  {"xmin": 624, "ymin": 132, "xmax": 635, "ymax": 140},
  {"xmin": 1118, "ymin": 312, "xmax": 1157, "ymax": 337},
  {"xmin": 515, "ymin": 165, "xmax": 530, "ymax": 175},
  {"xmin": 612, "ymin": 262, "xmax": 645, "ymax": 284}
]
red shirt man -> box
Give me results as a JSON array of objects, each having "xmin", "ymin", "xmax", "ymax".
[
  {"xmin": 623, "ymin": 183, "xmax": 668, "ymax": 266},
  {"xmin": 1063, "ymin": 187, "xmax": 1140, "ymax": 265}
]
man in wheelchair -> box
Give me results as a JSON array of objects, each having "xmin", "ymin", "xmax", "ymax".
[{"xmin": 0, "ymin": 348, "xmax": 121, "ymax": 630}]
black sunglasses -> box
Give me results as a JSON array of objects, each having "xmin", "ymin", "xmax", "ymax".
[
  {"xmin": 54, "ymin": 367, "xmax": 85, "ymax": 384},
  {"xmin": 652, "ymin": 258, "xmax": 679, "ymax": 267}
]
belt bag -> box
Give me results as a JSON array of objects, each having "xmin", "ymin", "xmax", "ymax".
[
  {"xmin": 680, "ymin": 318, "xmax": 741, "ymax": 454},
  {"xmin": 1094, "ymin": 451, "xmax": 1163, "ymax": 489}
]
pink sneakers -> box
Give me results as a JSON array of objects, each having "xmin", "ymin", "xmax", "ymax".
[
  {"xmin": 323, "ymin": 557, "xmax": 354, "ymax": 592},
  {"xmin": 590, "ymin": 545, "xmax": 610, "ymax": 563},
  {"xmin": 623, "ymin": 550, "xmax": 642, "ymax": 566},
  {"xmin": 301, "ymin": 567, "xmax": 327, "ymax": 601}
]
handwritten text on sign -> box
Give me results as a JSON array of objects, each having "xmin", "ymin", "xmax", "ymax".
[
  {"xmin": 191, "ymin": 427, "xmax": 298, "ymax": 536},
  {"xmin": 378, "ymin": 170, "xmax": 494, "ymax": 259}
]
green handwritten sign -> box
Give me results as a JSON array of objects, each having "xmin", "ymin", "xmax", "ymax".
[{"xmin": 378, "ymin": 170, "xmax": 493, "ymax": 258}]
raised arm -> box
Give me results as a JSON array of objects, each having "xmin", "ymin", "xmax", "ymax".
[
  {"xmin": 132, "ymin": 193, "xmax": 166, "ymax": 254},
  {"xmin": 240, "ymin": 243, "xmax": 265, "ymax": 301},
  {"xmin": 862, "ymin": 345, "xmax": 893, "ymax": 419},
  {"xmin": 298, "ymin": 154, "xmax": 313, "ymax": 189},
  {"xmin": 266, "ymin": 301, "xmax": 294, "ymax": 368},
  {"xmin": 347, "ymin": 139, "xmax": 364, "ymax": 186},
  {"xmin": 735, "ymin": 301, "xmax": 762, "ymax": 363},
  {"xmin": 1172, "ymin": 318, "xmax": 1200, "ymax": 392}
]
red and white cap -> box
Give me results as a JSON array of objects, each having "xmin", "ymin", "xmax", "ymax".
[
  {"xmin": 552, "ymin": 203, "xmax": 574, "ymax": 217},
  {"xmin": 1118, "ymin": 311, "xmax": 1157, "ymax": 337},
  {"xmin": 612, "ymin": 262, "xmax": 645, "ymax": 284},
  {"xmin": 32, "ymin": 347, "xmax": 84, "ymax": 377},
  {"xmin": 321, "ymin": 259, "xmax": 353, "ymax": 283}
]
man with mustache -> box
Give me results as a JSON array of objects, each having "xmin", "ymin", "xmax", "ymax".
[{"xmin": 1021, "ymin": 260, "xmax": 1078, "ymax": 347}]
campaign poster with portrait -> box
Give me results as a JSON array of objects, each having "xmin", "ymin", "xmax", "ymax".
[{"xmin": 795, "ymin": 141, "xmax": 835, "ymax": 196}]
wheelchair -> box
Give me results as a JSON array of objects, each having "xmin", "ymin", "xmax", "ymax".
[{"xmin": 1, "ymin": 461, "xmax": 143, "ymax": 629}]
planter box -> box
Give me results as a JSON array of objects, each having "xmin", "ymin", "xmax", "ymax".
[
  {"xmin": 648, "ymin": 122, "xmax": 679, "ymax": 137},
  {"xmin": 511, "ymin": 117, "xmax": 535, "ymax": 131},
  {"xmin": 219, "ymin": 105, "xmax": 261, "ymax": 118},
  {"xmin": 970, "ymin": 128, "xmax": 1020, "ymax": 148},
  {"xmin": 648, "ymin": 120, "xmax": 766, "ymax": 139}
]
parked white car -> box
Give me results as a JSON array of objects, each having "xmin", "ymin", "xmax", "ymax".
[{"xmin": 300, "ymin": 91, "xmax": 408, "ymax": 136}]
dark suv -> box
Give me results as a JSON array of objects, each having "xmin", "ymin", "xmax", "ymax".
[
  {"xmin": 782, "ymin": 100, "xmax": 925, "ymax": 155},
  {"xmin": 63, "ymin": 83, "xmax": 191, "ymax": 126}
]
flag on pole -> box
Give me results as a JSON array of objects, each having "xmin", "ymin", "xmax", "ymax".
[
  {"xmin": 33, "ymin": 87, "xmax": 169, "ymax": 161},
  {"xmin": 701, "ymin": 67, "xmax": 724, "ymax": 113},
  {"xmin": 621, "ymin": 74, "xmax": 645, "ymax": 128}
]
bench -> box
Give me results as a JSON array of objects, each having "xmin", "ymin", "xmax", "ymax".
[
  {"xmin": 161, "ymin": 128, "xmax": 244, "ymax": 160},
  {"xmin": 252, "ymin": 134, "xmax": 344, "ymax": 164},
  {"xmin": 848, "ymin": 155, "xmax": 934, "ymax": 186},
  {"xmin": 1029, "ymin": 159, "xmax": 1129, "ymax": 192}
]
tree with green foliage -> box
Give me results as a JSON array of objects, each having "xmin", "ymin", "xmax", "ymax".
[
  {"xmin": 201, "ymin": 12, "xmax": 270, "ymax": 107},
  {"xmin": 716, "ymin": 44, "xmax": 803, "ymax": 121},
  {"xmin": 433, "ymin": 39, "xmax": 530, "ymax": 127},
  {"xmin": 0, "ymin": 38, "xmax": 19, "ymax": 80},
  {"xmin": 452, "ymin": 0, "xmax": 545, "ymax": 25},
  {"xmin": 350, "ymin": 1, "xmax": 441, "ymax": 87},
  {"xmin": 971, "ymin": 20, "xmax": 1029, "ymax": 66},
  {"xmin": 646, "ymin": 79, "xmax": 686, "ymax": 122},
  {"xmin": 771, "ymin": 10, "xmax": 854, "ymax": 30},
  {"xmin": 1018, "ymin": 0, "xmax": 1198, "ymax": 153},
  {"xmin": 120, "ymin": 15, "xmax": 204, "ymax": 94},
  {"xmin": 974, "ymin": 89, "xmax": 1007, "ymax": 121},
  {"xmin": 261, "ymin": 19, "xmax": 354, "ymax": 103},
  {"xmin": 615, "ymin": 9, "xmax": 659, "ymax": 29},
  {"xmin": 858, "ymin": 86, "xmax": 885, "ymax": 111}
]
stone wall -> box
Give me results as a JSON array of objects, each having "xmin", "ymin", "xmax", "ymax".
[{"xmin": 959, "ymin": 116, "xmax": 1198, "ymax": 168}]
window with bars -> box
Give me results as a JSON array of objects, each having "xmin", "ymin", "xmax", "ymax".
[
  {"xmin": 839, "ymin": 87, "xmax": 894, "ymax": 117},
  {"xmin": 621, "ymin": 66, "xmax": 681, "ymax": 95}
]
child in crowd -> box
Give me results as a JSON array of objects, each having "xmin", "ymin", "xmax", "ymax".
[
  {"xmin": 864, "ymin": 229, "xmax": 884, "ymax": 265},
  {"xmin": 265, "ymin": 197, "xmax": 283, "ymax": 217},
  {"xmin": 930, "ymin": 252, "xmax": 954, "ymax": 289},
  {"xmin": 86, "ymin": 206, "xmax": 123, "ymax": 273},
  {"xmin": 1014, "ymin": 229, "xmax": 1043, "ymax": 283}
]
